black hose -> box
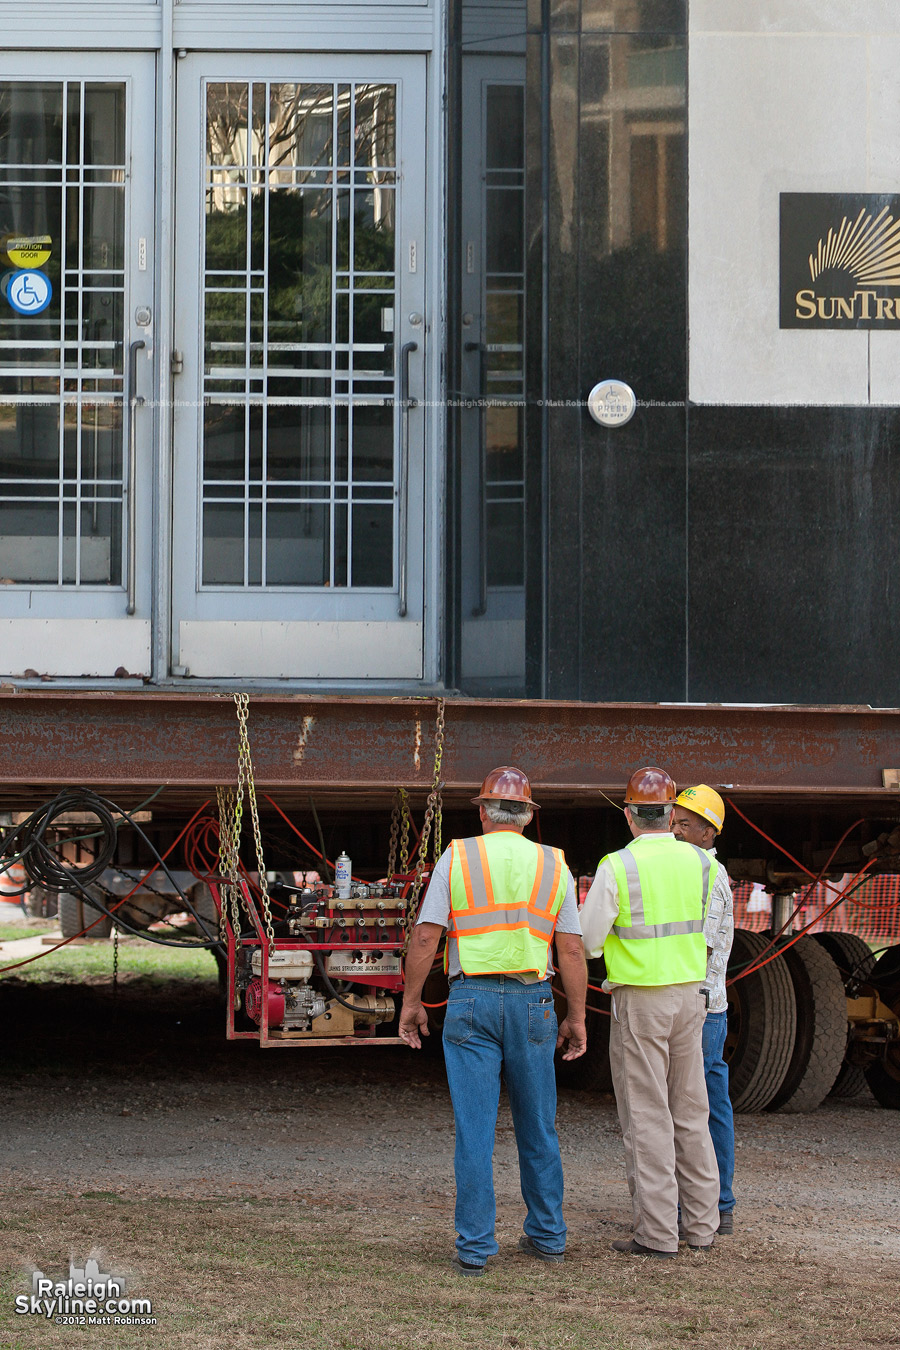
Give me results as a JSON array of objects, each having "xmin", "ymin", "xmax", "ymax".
[
  {"xmin": 0, "ymin": 788, "xmax": 224, "ymax": 952},
  {"xmin": 309, "ymin": 796, "xmax": 332, "ymax": 884},
  {"xmin": 312, "ymin": 947, "xmax": 364, "ymax": 1014},
  {"xmin": 2, "ymin": 789, "xmax": 118, "ymax": 890}
]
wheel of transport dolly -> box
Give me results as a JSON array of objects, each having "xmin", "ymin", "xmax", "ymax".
[
  {"xmin": 555, "ymin": 958, "xmax": 613, "ymax": 1093},
  {"xmin": 26, "ymin": 885, "xmax": 58, "ymax": 919},
  {"xmin": 813, "ymin": 932, "xmax": 875, "ymax": 1099},
  {"xmin": 766, "ymin": 936, "xmax": 847, "ymax": 1113},
  {"xmin": 57, "ymin": 890, "xmax": 112, "ymax": 940},
  {"xmin": 863, "ymin": 944, "xmax": 900, "ymax": 1109},
  {"xmin": 726, "ymin": 929, "xmax": 797, "ymax": 1113}
]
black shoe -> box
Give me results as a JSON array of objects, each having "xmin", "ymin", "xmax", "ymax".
[
  {"xmin": 519, "ymin": 1235, "xmax": 565, "ymax": 1264},
  {"xmin": 610, "ymin": 1238, "xmax": 676, "ymax": 1259},
  {"xmin": 687, "ymin": 1238, "xmax": 715, "ymax": 1252},
  {"xmin": 451, "ymin": 1257, "xmax": 485, "ymax": 1277},
  {"xmin": 717, "ymin": 1211, "xmax": 734, "ymax": 1236}
]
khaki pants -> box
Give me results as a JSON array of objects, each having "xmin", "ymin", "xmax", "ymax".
[{"xmin": 609, "ymin": 982, "xmax": 719, "ymax": 1252}]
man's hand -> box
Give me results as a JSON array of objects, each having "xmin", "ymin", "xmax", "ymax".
[
  {"xmin": 398, "ymin": 922, "xmax": 444, "ymax": 1050},
  {"xmin": 553, "ymin": 932, "xmax": 588, "ymax": 1060},
  {"xmin": 556, "ymin": 1015, "xmax": 587, "ymax": 1060},
  {"xmin": 398, "ymin": 1000, "xmax": 430, "ymax": 1050}
]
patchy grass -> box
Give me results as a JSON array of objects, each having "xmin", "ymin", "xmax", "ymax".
[
  {"xmin": 0, "ymin": 940, "xmax": 217, "ymax": 985},
  {"xmin": 0, "ymin": 925, "xmax": 50, "ymax": 943},
  {"xmin": 0, "ymin": 1196, "xmax": 894, "ymax": 1350}
]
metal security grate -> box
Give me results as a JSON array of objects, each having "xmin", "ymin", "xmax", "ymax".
[
  {"xmin": 201, "ymin": 80, "xmax": 399, "ymax": 590},
  {"xmin": 0, "ymin": 81, "xmax": 126, "ymax": 587}
]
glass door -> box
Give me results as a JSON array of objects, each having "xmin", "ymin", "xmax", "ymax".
[
  {"xmin": 172, "ymin": 56, "xmax": 427, "ymax": 680},
  {"xmin": 0, "ymin": 55, "xmax": 155, "ymax": 677}
]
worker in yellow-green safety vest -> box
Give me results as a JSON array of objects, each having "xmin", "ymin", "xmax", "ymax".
[
  {"xmin": 580, "ymin": 766, "xmax": 721, "ymax": 1260},
  {"xmin": 399, "ymin": 766, "xmax": 587, "ymax": 1276}
]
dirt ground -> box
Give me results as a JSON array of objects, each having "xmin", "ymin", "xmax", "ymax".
[{"xmin": 0, "ymin": 959, "xmax": 897, "ymax": 1348}]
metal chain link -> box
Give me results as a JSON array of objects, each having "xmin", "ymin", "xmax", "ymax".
[
  {"xmin": 399, "ymin": 788, "xmax": 410, "ymax": 874},
  {"xmin": 386, "ymin": 791, "xmax": 400, "ymax": 883},
  {"xmin": 112, "ymin": 924, "xmax": 119, "ymax": 1002},
  {"xmin": 216, "ymin": 786, "xmax": 244, "ymax": 942},
  {"xmin": 215, "ymin": 695, "xmax": 275, "ymax": 955},
  {"xmin": 234, "ymin": 693, "xmax": 275, "ymax": 955},
  {"xmin": 403, "ymin": 698, "xmax": 445, "ymax": 954}
]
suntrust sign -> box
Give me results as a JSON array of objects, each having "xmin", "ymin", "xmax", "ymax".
[{"xmin": 780, "ymin": 193, "xmax": 900, "ymax": 328}]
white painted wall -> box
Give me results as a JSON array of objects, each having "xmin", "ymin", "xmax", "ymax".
[{"xmin": 689, "ymin": 3, "xmax": 900, "ymax": 405}]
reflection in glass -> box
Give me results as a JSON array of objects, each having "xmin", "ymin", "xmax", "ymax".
[
  {"xmin": 0, "ymin": 80, "xmax": 126, "ymax": 586},
  {"xmin": 202, "ymin": 80, "xmax": 399, "ymax": 588}
]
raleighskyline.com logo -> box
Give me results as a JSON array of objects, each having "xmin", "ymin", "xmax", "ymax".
[
  {"xmin": 15, "ymin": 1257, "xmax": 156, "ymax": 1326},
  {"xmin": 780, "ymin": 193, "xmax": 900, "ymax": 328}
]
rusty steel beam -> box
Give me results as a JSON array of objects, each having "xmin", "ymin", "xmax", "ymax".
[{"xmin": 0, "ymin": 693, "xmax": 899, "ymax": 812}]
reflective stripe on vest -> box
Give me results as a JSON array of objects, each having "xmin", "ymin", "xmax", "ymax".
[
  {"xmin": 611, "ymin": 843, "xmax": 711, "ymax": 940},
  {"xmin": 447, "ymin": 832, "xmax": 568, "ymax": 976},
  {"xmin": 603, "ymin": 836, "xmax": 715, "ymax": 986}
]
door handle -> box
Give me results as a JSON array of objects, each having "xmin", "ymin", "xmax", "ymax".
[
  {"xmin": 465, "ymin": 340, "xmax": 487, "ymax": 617},
  {"xmin": 126, "ymin": 339, "xmax": 146, "ymax": 615},
  {"xmin": 397, "ymin": 340, "xmax": 418, "ymax": 618}
]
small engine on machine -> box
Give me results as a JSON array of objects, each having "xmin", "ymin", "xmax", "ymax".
[
  {"xmin": 223, "ymin": 873, "xmax": 417, "ymax": 1044},
  {"xmin": 215, "ymin": 692, "xmax": 445, "ymax": 1048}
]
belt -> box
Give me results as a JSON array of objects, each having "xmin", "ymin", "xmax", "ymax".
[{"xmin": 449, "ymin": 973, "xmax": 545, "ymax": 985}]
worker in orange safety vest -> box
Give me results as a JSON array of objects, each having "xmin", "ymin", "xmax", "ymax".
[{"xmin": 399, "ymin": 766, "xmax": 587, "ymax": 1276}]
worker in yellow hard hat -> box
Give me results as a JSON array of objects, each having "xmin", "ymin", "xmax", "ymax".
[
  {"xmin": 580, "ymin": 768, "xmax": 720, "ymax": 1258},
  {"xmin": 671, "ymin": 785, "xmax": 735, "ymax": 1236}
]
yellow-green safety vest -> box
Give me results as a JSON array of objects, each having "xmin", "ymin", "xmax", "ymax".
[
  {"xmin": 447, "ymin": 830, "xmax": 568, "ymax": 977},
  {"xmin": 602, "ymin": 834, "xmax": 716, "ymax": 986}
]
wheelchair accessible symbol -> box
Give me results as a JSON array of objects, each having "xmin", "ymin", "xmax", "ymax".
[{"xmin": 7, "ymin": 270, "xmax": 52, "ymax": 315}]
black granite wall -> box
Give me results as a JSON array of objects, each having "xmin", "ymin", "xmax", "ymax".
[{"xmin": 520, "ymin": 0, "xmax": 900, "ymax": 706}]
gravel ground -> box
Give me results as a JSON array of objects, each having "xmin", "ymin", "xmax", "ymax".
[{"xmin": 0, "ymin": 970, "xmax": 897, "ymax": 1268}]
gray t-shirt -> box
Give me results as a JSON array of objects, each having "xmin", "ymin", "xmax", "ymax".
[{"xmin": 416, "ymin": 838, "xmax": 583, "ymax": 979}]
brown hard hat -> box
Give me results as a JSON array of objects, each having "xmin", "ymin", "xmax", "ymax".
[
  {"xmin": 624, "ymin": 766, "xmax": 676, "ymax": 805},
  {"xmin": 471, "ymin": 765, "xmax": 540, "ymax": 809}
]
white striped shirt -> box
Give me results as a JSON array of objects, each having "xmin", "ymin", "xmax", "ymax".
[{"xmin": 703, "ymin": 848, "xmax": 734, "ymax": 1013}]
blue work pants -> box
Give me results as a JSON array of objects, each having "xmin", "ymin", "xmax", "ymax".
[
  {"xmin": 702, "ymin": 1010, "xmax": 736, "ymax": 1213},
  {"xmin": 442, "ymin": 975, "xmax": 566, "ymax": 1266}
]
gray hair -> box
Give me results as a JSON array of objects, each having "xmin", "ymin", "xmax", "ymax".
[
  {"xmin": 483, "ymin": 800, "xmax": 533, "ymax": 829},
  {"xmin": 627, "ymin": 804, "xmax": 673, "ymax": 832}
]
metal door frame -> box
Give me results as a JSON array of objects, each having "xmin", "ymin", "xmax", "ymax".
[
  {"xmin": 170, "ymin": 53, "xmax": 434, "ymax": 682},
  {"xmin": 0, "ymin": 52, "xmax": 156, "ymax": 678}
]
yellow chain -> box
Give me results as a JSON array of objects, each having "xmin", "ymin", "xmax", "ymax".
[
  {"xmin": 403, "ymin": 698, "xmax": 445, "ymax": 954},
  {"xmin": 399, "ymin": 787, "xmax": 411, "ymax": 874},
  {"xmin": 216, "ymin": 785, "xmax": 244, "ymax": 942},
  {"xmin": 234, "ymin": 693, "xmax": 276, "ymax": 956}
]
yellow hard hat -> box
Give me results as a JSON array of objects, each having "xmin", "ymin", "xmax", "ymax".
[{"xmin": 675, "ymin": 784, "xmax": 725, "ymax": 834}]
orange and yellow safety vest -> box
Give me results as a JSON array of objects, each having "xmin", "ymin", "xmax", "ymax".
[{"xmin": 447, "ymin": 830, "xmax": 568, "ymax": 977}]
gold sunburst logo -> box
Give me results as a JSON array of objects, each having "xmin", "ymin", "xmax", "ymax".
[{"xmin": 808, "ymin": 205, "xmax": 900, "ymax": 286}]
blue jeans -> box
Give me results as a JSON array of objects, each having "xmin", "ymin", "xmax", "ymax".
[
  {"xmin": 703, "ymin": 1011, "xmax": 735, "ymax": 1213},
  {"xmin": 442, "ymin": 975, "xmax": 566, "ymax": 1266}
]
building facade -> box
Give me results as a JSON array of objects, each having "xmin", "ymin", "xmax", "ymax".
[{"xmin": 0, "ymin": 0, "xmax": 896, "ymax": 703}]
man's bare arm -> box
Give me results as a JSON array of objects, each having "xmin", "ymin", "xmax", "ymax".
[
  {"xmin": 554, "ymin": 932, "xmax": 588, "ymax": 1060},
  {"xmin": 398, "ymin": 922, "xmax": 444, "ymax": 1049}
]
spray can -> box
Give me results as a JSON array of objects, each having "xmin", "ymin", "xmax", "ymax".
[{"xmin": 335, "ymin": 851, "xmax": 352, "ymax": 899}]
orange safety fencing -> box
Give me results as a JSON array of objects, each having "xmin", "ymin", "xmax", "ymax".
[
  {"xmin": 732, "ymin": 875, "xmax": 900, "ymax": 945},
  {"xmin": 577, "ymin": 871, "xmax": 900, "ymax": 946}
]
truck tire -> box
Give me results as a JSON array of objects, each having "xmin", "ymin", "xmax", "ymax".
[
  {"xmin": 767, "ymin": 937, "xmax": 847, "ymax": 1113},
  {"xmin": 813, "ymin": 931, "xmax": 875, "ymax": 1099},
  {"xmin": 726, "ymin": 929, "xmax": 797, "ymax": 1113},
  {"xmin": 864, "ymin": 943, "xmax": 900, "ymax": 1109},
  {"xmin": 26, "ymin": 885, "xmax": 58, "ymax": 919},
  {"xmin": 58, "ymin": 890, "xmax": 112, "ymax": 940}
]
